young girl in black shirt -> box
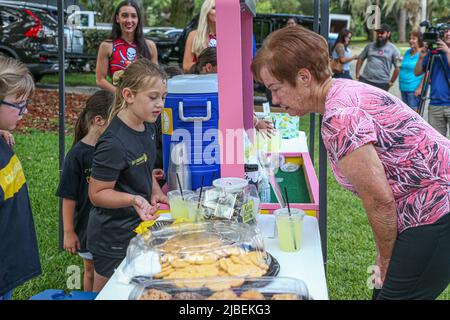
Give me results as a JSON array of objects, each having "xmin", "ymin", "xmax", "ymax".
[
  {"xmin": 88, "ymin": 59, "xmax": 169, "ymax": 292},
  {"xmin": 56, "ymin": 90, "xmax": 114, "ymax": 292}
]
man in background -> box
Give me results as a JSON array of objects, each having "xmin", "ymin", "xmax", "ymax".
[{"xmin": 356, "ymin": 23, "xmax": 401, "ymax": 91}]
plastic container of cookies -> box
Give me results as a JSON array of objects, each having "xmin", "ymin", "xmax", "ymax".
[
  {"xmin": 128, "ymin": 276, "xmax": 311, "ymax": 300},
  {"xmin": 122, "ymin": 221, "xmax": 279, "ymax": 283}
]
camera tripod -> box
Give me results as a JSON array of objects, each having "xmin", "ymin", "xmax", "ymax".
[{"xmin": 417, "ymin": 50, "xmax": 450, "ymax": 116}]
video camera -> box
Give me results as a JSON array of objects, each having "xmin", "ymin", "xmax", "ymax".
[{"xmin": 420, "ymin": 20, "xmax": 450, "ymax": 49}]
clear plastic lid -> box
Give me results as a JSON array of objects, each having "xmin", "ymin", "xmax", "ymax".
[
  {"xmin": 274, "ymin": 208, "xmax": 306, "ymax": 219},
  {"xmin": 123, "ymin": 221, "xmax": 276, "ymax": 284},
  {"xmin": 144, "ymin": 221, "xmax": 264, "ymax": 255},
  {"xmin": 213, "ymin": 177, "xmax": 248, "ymax": 193},
  {"xmin": 280, "ymin": 162, "xmax": 300, "ymax": 172},
  {"xmin": 129, "ymin": 276, "xmax": 311, "ymax": 300}
]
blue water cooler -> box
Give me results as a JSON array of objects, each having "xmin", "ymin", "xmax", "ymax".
[{"xmin": 162, "ymin": 74, "xmax": 220, "ymax": 190}]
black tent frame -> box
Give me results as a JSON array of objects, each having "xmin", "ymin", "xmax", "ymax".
[{"xmin": 56, "ymin": 0, "xmax": 330, "ymax": 270}]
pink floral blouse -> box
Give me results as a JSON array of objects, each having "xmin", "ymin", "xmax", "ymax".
[{"xmin": 322, "ymin": 79, "xmax": 450, "ymax": 233}]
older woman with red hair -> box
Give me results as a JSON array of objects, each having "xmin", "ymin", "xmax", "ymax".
[{"xmin": 251, "ymin": 26, "xmax": 450, "ymax": 300}]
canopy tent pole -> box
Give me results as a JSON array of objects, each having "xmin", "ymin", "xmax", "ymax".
[
  {"xmin": 309, "ymin": 0, "xmax": 320, "ymax": 161},
  {"xmin": 216, "ymin": 0, "xmax": 256, "ymax": 178},
  {"xmin": 58, "ymin": 0, "xmax": 66, "ymax": 251},
  {"xmin": 318, "ymin": 0, "xmax": 329, "ymax": 271}
]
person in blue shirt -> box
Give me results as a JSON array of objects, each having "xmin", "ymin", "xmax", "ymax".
[
  {"xmin": 399, "ymin": 30, "xmax": 424, "ymax": 111},
  {"xmin": 415, "ymin": 28, "xmax": 450, "ymax": 136}
]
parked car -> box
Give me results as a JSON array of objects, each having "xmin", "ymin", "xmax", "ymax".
[
  {"xmin": 1, "ymin": 1, "xmax": 84, "ymax": 54},
  {"xmin": 143, "ymin": 31, "xmax": 177, "ymax": 63},
  {"xmin": 33, "ymin": 3, "xmax": 87, "ymax": 71},
  {"xmin": 0, "ymin": 0, "xmax": 67, "ymax": 81},
  {"xmin": 66, "ymin": 10, "xmax": 112, "ymax": 31},
  {"xmin": 163, "ymin": 13, "xmax": 315, "ymax": 66},
  {"xmin": 164, "ymin": 28, "xmax": 183, "ymax": 40},
  {"xmin": 328, "ymin": 13, "xmax": 351, "ymax": 49}
]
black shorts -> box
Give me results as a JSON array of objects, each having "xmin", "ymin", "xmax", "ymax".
[
  {"xmin": 92, "ymin": 255, "xmax": 123, "ymax": 278},
  {"xmin": 373, "ymin": 213, "xmax": 450, "ymax": 300}
]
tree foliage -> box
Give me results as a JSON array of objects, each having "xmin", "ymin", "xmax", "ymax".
[
  {"xmin": 78, "ymin": 0, "xmax": 450, "ymax": 31},
  {"xmin": 426, "ymin": 0, "xmax": 450, "ymax": 22}
]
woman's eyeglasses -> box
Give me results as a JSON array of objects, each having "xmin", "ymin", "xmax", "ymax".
[{"xmin": 0, "ymin": 99, "xmax": 29, "ymax": 115}]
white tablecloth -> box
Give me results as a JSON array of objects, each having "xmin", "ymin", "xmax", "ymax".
[{"xmin": 96, "ymin": 215, "xmax": 328, "ymax": 300}]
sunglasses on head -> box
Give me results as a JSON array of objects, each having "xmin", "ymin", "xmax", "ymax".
[{"xmin": 1, "ymin": 99, "xmax": 30, "ymax": 115}]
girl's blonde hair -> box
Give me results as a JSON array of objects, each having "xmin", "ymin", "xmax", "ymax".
[
  {"xmin": 109, "ymin": 59, "xmax": 167, "ymax": 123},
  {"xmin": 0, "ymin": 57, "xmax": 34, "ymax": 100},
  {"xmin": 192, "ymin": 0, "xmax": 215, "ymax": 57}
]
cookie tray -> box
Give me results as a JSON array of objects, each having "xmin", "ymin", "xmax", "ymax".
[{"xmin": 129, "ymin": 276, "xmax": 311, "ymax": 300}]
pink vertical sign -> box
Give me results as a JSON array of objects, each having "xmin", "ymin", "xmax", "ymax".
[{"xmin": 216, "ymin": 0, "xmax": 254, "ymax": 178}]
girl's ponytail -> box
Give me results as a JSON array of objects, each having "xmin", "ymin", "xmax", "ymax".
[
  {"xmin": 73, "ymin": 109, "xmax": 89, "ymax": 145},
  {"xmin": 73, "ymin": 90, "xmax": 114, "ymax": 146},
  {"xmin": 108, "ymin": 90, "xmax": 126, "ymax": 124},
  {"xmin": 188, "ymin": 62, "xmax": 201, "ymax": 74}
]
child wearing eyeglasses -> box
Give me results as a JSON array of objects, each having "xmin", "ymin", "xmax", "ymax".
[{"xmin": 0, "ymin": 57, "xmax": 41, "ymax": 300}]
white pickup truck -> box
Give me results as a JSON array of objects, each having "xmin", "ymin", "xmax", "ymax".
[
  {"xmin": 328, "ymin": 13, "xmax": 352, "ymax": 47},
  {"xmin": 67, "ymin": 11, "xmax": 112, "ymax": 31},
  {"xmin": 67, "ymin": 11, "xmax": 175, "ymax": 34}
]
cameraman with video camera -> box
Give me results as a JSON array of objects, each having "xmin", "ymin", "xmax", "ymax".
[{"xmin": 414, "ymin": 25, "xmax": 450, "ymax": 137}]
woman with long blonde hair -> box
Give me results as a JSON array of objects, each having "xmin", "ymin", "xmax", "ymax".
[{"xmin": 183, "ymin": 0, "xmax": 216, "ymax": 72}]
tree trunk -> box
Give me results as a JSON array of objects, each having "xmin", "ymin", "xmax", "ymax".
[
  {"xmin": 170, "ymin": 0, "xmax": 195, "ymax": 28},
  {"xmin": 399, "ymin": 8, "xmax": 407, "ymax": 43},
  {"xmin": 420, "ymin": 0, "xmax": 427, "ymax": 32}
]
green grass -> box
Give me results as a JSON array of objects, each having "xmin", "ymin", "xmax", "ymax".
[
  {"xmin": 10, "ymin": 128, "xmax": 449, "ymax": 300},
  {"xmin": 350, "ymin": 36, "xmax": 369, "ymax": 44},
  {"xmin": 39, "ymin": 73, "xmax": 97, "ymax": 87},
  {"xmin": 12, "ymin": 132, "xmax": 82, "ymax": 300}
]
